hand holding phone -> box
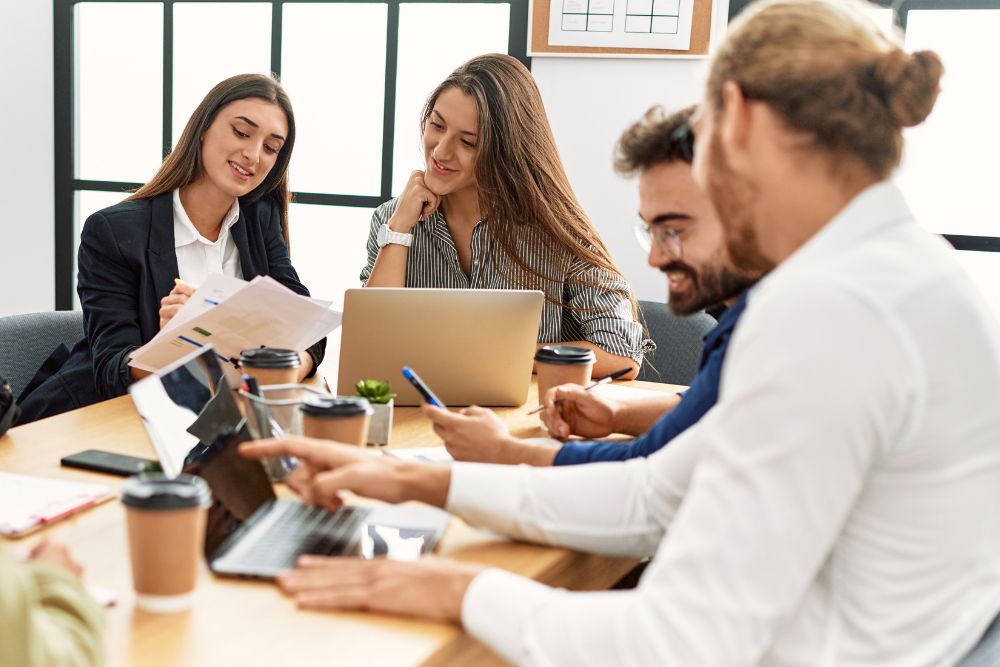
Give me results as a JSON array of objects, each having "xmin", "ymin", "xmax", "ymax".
[{"xmin": 401, "ymin": 366, "xmax": 445, "ymax": 408}]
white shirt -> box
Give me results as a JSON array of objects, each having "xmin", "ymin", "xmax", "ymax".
[
  {"xmin": 172, "ymin": 189, "xmax": 243, "ymax": 285},
  {"xmin": 448, "ymin": 181, "xmax": 1000, "ymax": 666}
]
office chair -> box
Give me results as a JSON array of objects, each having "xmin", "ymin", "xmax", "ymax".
[
  {"xmin": 0, "ymin": 310, "xmax": 84, "ymax": 398},
  {"xmin": 956, "ymin": 609, "xmax": 1000, "ymax": 667},
  {"xmin": 637, "ymin": 300, "xmax": 717, "ymax": 385}
]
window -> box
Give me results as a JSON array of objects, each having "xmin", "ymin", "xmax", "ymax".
[{"xmin": 54, "ymin": 0, "xmax": 529, "ymax": 308}]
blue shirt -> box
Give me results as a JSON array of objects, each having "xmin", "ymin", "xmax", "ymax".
[{"xmin": 553, "ymin": 291, "xmax": 748, "ymax": 465}]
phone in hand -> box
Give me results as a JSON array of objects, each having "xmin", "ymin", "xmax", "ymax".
[
  {"xmin": 401, "ymin": 366, "xmax": 445, "ymax": 408},
  {"xmin": 60, "ymin": 449, "xmax": 157, "ymax": 477}
]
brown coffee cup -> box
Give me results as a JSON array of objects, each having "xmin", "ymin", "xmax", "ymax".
[
  {"xmin": 534, "ymin": 345, "xmax": 597, "ymax": 404},
  {"xmin": 300, "ymin": 396, "xmax": 373, "ymax": 446},
  {"xmin": 239, "ymin": 347, "xmax": 301, "ymax": 388},
  {"xmin": 122, "ymin": 473, "xmax": 210, "ymax": 613}
]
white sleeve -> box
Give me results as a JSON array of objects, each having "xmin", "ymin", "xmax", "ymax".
[{"xmin": 458, "ymin": 280, "xmax": 920, "ymax": 665}]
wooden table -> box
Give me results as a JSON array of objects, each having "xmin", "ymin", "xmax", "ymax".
[{"xmin": 0, "ymin": 379, "xmax": 679, "ymax": 666}]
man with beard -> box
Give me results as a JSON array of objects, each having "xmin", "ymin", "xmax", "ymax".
[
  {"xmin": 240, "ymin": 1, "xmax": 1000, "ymax": 663},
  {"xmin": 415, "ymin": 104, "xmax": 760, "ymax": 466}
]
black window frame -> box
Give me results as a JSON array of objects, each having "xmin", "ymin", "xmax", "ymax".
[
  {"xmin": 53, "ymin": 0, "xmax": 529, "ymax": 309},
  {"xmin": 727, "ymin": 0, "xmax": 1000, "ymax": 256}
]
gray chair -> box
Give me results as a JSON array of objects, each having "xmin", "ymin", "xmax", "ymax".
[
  {"xmin": 0, "ymin": 310, "xmax": 84, "ymax": 398},
  {"xmin": 637, "ymin": 300, "xmax": 717, "ymax": 385},
  {"xmin": 957, "ymin": 609, "xmax": 1000, "ymax": 667}
]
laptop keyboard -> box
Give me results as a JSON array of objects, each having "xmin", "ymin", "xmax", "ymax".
[{"xmin": 238, "ymin": 502, "xmax": 370, "ymax": 570}]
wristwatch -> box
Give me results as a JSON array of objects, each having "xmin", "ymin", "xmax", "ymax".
[{"xmin": 376, "ymin": 224, "xmax": 413, "ymax": 248}]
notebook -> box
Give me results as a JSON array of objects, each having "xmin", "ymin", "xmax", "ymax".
[{"xmin": 0, "ymin": 472, "xmax": 113, "ymax": 538}]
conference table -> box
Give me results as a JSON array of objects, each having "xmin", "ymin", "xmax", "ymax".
[{"xmin": 0, "ymin": 378, "xmax": 680, "ymax": 667}]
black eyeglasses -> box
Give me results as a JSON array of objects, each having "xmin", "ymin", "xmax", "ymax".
[{"xmin": 670, "ymin": 121, "xmax": 695, "ymax": 163}]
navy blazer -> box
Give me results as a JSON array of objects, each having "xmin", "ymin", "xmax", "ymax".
[{"xmin": 17, "ymin": 192, "xmax": 326, "ymax": 423}]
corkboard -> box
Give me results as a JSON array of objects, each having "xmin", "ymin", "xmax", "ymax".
[{"xmin": 529, "ymin": 0, "xmax": 715, "ymax": 57}]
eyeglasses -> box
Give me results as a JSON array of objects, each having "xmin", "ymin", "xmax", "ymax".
[
  {"xmin": 670, "ymin": 121, "xmax": 695, "ymax": 164},
  {"xmin": 634, "ymin": 219, "xmax": 683, "ymax": 258}
]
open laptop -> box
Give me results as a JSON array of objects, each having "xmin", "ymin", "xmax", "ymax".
[
  {"xmin": 337, "ymin": 288, "xmax": 544, "ymax": 406},
  {"xmin": 129, "ymin": 345, "xmax": 450, "ymax": 579}
]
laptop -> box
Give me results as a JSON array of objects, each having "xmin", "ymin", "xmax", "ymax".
[
  {"xmin": 337, "ymin": 288, "xmax": 544, "ymax": 406},
  {"xmin": 129, "ymin": 346, "xmax": 450, "ymax": 579}
]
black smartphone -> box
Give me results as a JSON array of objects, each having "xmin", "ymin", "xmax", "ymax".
[
  {"xmin": 60, "ymin": 449, "xmax": 157, "ymax": 477},
  {"xmin": 401, "ymin": 366, "xmax": 445, "ymax": 408}
]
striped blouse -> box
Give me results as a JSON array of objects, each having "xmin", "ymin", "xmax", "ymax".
[{"xmin": 360, "ymin": 198, "xmax": 652, "ymax": 363}]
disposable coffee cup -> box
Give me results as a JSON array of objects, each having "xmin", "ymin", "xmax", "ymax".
[
  {"xmin": 122, "ymin": 473, "xmax": 210, "ymax": 613},
  {"xmin": 239, "ymin": 347, "xmax": 301, "ymax": 388},
  {"xmin": 300, "ymin": 396, "xmax": 373, "ymax": 446},
  {"xmin": 534, "ymin": 345, "xmax": 597, "ymax": 404}
]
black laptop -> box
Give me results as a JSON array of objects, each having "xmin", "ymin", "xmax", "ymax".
[{"xmin": 129, "ymin": 345, "xmax": 450, "ymax": 579}]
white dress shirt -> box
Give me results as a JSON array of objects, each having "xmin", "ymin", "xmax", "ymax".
[
  {"xmin": 448, "ymin": 181, "xmax": 1000, "ymax": 666},
  {"xmin": 172, "ymin": 189, "xmax": 242, "ymax": 285}
]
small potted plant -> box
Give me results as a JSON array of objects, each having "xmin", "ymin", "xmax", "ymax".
[{"xmin": 355, "ymin": 379, "xmax": 395, "ymax": 446}]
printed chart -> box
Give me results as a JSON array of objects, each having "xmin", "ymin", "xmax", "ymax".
[{"xmin": 548, "ymin": 0, "xmax": 693, "ymax": 49}]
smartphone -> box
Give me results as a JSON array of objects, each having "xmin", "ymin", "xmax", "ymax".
[
  {"xmin": 401, "ymin": 366, "xmax": 445, "ymax": 408},
  {"xmin": 61, "ymin": 449, "xmax": 156, "ymax": 477}
]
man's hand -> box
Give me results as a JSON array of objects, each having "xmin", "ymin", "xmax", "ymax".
[
  {"xmin": 240, "ymin": 436, "xmax": 451, "ymax": 508},
  {"xmin": 29, "ymin": 539, "xmax": 83, "ymax": 580},
  {"xmin": 421, "ymin": 405, "xmax": 513, "ymax": 463},
  {"xmin": 158, "ymin": 281, "xmax": 196, "ymax": 330},
  {"xmin": 540, "ymin": 384, "xmax": 624, "ymax": 439},
  {"xmin": 277, "ymin": 555, "xmax": 483, "ymax": 623}
]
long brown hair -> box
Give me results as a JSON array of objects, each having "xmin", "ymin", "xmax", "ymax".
[
  {"xmin": 129, "ymin": 73, "xmax": 296, "ymax": 244},
  {"xmin": 421, "ymin": 54, "xmax": 635, "ymax": 313},
  {"xmin": 708, "ymin": 0, "xmax": 943, "ymax": 179}
]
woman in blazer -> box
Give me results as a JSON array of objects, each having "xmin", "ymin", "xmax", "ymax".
[{"xmin": 18, "ymin": 73, "xmax": 324, "ymax": 423}]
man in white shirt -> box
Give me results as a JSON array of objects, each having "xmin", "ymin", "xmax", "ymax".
[{"xmin": 242, "ymin": 1, "xmax": 1000, "ymax": 663}]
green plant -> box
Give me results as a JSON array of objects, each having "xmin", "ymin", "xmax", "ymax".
[{"xmin": 355, "ymin": 379, "xmax": 395, "ymax": 405}]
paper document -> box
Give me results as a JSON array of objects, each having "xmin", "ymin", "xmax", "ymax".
[
  {"xmin": 130, "ymin": 275, "xmax": 341, "ymax": 373},
  {"xmin": 0, "ymin": 473, "xmax": 113, "ymax": 538},
  {"xmin": 387, "ymin": 446, "xmax": 454, "ymax": 463},
  {"xmin": 548, "ymin": 0, "xmax": 694, "ymax": 50}
]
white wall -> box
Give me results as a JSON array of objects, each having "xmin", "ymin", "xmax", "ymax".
[
  {"xmin": 533, "ymin": 1, "xmax": 730, "ymax": 304},
  {"xmin": 0, "ymin": 0, "xmax": 55, "ymax": 316}
]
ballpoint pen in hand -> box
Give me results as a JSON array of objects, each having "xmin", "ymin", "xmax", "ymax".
[{"xmin": 527, "ymin": 366, "xmax": 634, "ymax": 415}]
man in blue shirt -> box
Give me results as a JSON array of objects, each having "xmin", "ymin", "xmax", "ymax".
[{"xmin": 423, "ymin": 105, "xmax": 760, "ymax": 466}]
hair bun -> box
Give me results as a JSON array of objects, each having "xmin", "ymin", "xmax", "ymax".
[{"xmin": 874, "ymin": 49, "xmax": 944, "ymax": 128}]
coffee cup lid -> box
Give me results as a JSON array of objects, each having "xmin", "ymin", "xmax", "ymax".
[
  {"xmin": 239, "ymin": 347, "xmax": 300, "ymax": 369},
  {"xmin": 300, "ymin": 396, "xmax": 373, "ymax": 418},
  {"xmin": 121, "ymin": 473, "xmax": 211, "ymax": 510},
  {"xmin": 533, "ymin": 345, "xmax": 597, "ymax": 366}
]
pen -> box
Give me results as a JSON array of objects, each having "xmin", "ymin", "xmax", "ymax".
[{"xmin": 527, "ymin": 366, "xmax": 633, "ymax": 415}]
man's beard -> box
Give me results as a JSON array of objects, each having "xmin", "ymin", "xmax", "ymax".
[
  {"xmin": 705, "ymin": 133, "xmax": 775, "ymax": 275},
  {"xmin": 663, "ymin": 259, "xmax": 757, "ymax": 316}
]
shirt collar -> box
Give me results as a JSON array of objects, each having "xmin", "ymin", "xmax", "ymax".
[
  {"xmin": 760, "ymin": 180, "xmax": 913, "ymax": 287},
  {"xmin": 172, "ymin": 188, "xmax": 240, "ymax": 248}
]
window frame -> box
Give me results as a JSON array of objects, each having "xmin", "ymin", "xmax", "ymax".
[{"xmin": 53, "ymin": 0, "xmax": 529, "ymax": 309}]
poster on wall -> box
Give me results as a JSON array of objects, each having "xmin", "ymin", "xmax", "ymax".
[{"xmin": 547, "ymin": 0, "xmax": 695, "ymax": 51}]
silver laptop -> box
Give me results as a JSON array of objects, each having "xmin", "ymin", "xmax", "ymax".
[
  {"xmin": 129, "ymin": 346, "xmax": 450, "ymax": 578},
  {"xmin": 337, "ymin": 288, "xmax": 544, "ymax": 406}
]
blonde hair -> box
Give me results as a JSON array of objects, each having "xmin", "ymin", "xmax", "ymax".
[{"xmin": 708, "ymin": 0, "xmax": 943, "ymax": 178}]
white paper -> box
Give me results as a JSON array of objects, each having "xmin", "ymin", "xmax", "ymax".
[
  {"xmin": 155, "ymin": 274, "xmax": 248, "ymax": 340},
  {"xmin": 547, "ymin": 0, "xmax": 693, "ymax": 50},
  {"xmin": 130, "ymin": 275, "xmax": 341, "ymax": 374},
  {"xmin": 386, "ymin": 446, "xmax": 454, "ymax": 463},
  {"xmin": 0, "ymin": 473, "xmax": 112, "ymax": 536}
]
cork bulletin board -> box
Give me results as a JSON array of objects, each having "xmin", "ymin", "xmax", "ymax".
[{"xmin": 529, "ymin": 0, "xmax": 716, "ymax": 57}]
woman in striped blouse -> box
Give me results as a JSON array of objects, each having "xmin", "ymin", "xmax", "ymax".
[{"xmin": 360, "ymin": 54, "xmax": 650, "ymax": 378}]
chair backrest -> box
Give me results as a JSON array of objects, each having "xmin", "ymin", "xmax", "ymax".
[
  {"xmin": 956, "ymin": 609, "xmax": 1000, "ymax": 667},
  {"xmin": 0, "ymin": 311, "xmax": 84, "ymax": 397},
  {"xmin": 637, "ymin": 300, "xmax": 717, "ymax": 385}
]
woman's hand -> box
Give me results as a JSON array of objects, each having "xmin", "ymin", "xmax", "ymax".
[
  {"xmin": 389, "ymin": 170, "xmax": 440, "ymax": 232},
  {"xmin": 158, "ymin": 281, "xmax": 196, "ymax": 330}
]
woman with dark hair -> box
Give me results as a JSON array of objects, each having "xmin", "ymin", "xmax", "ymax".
[
  {"xmin": 361, "ymin": 54, "xmax": 650, "ymax": 379},
  {"xmin": 18, "ymin": 73, "xmax": 324, "ymax": 423}
]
